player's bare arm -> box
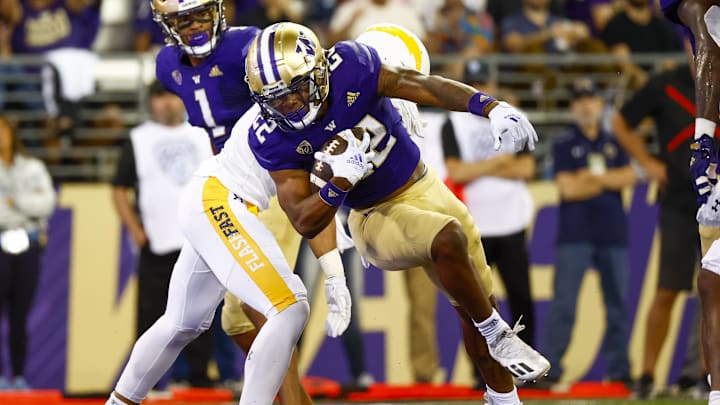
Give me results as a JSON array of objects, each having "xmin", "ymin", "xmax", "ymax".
[
  {"xmin": 376, "ymin": 63, "xmax": 538, "ymax": 152},
  {"xmin": 376, "ymin": 64, "xmax": 499, "ymax": 117},
  {"xmin": 678, "ymin": 0, "xmax": 720, "ymax": 123},
  {"xmin": 270, "ymin": 169, "xmax": 339, "ymax": 239}
]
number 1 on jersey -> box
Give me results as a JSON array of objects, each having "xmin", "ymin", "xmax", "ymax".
[{"xmin": 194, "ymin": 88, "xmax": 225, "ymax": 138}]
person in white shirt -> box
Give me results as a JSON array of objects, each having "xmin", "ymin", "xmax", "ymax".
[
  {"xmin": 111, "ymin": 80, "xmax": 216, "ymax": 388},
  {"xmin": 0, "ymin": 115, "xmax": 56, "ymax": 390},
  {"xmin": 441, "ymin": 59, "xmax": 536, "ymax": 389}
]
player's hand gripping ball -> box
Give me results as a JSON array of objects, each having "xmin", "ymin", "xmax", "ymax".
[{"xmin": 310, "ymin": 127, "xmax": 374, "ymax": 192}]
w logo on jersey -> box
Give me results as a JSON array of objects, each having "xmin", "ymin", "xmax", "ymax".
[{"xmin": 295, "ymin": 32, "xmax": 315, "ymax": 56}]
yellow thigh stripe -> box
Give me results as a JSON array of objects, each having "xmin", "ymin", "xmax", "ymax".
[
  {"xmin": 202, "ymin": 177, "xmax": 297, "ymax": 312},
  {"xmin": 366, "ymin": 25, "xmax": 423, "ymax": 72}
]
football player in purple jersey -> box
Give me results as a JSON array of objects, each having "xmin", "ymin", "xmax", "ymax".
[
  {"xmin": 246, "ymin": 22, "xmax": 547, "ymax": 405},
  {"xmin": 105, "ymin": 2, "xmax": 345, "ymax": 404},
  {"xmin": 662, "ymin": 0, "xmax": 720, "ymax": 402}
]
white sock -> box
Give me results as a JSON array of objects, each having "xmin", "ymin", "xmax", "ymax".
[
  {"xmin": 696, "ymin": 118, "xmax": 717, "ymax": 139},
  {"xmin": 473, "ymin": 309, "xmax": 510, "ymax": 345},
  {"xmin": 239, "ymin": 300, "xmax": 309, "ymax": 405},
  {"xmin": 709, "ymin": 390, "xmax": 720, "ymax": 405},
  {"xmin": 485, "ymin": 385, "xmax": 521, "ymax": 405}
]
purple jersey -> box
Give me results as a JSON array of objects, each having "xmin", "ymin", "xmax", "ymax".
[
  {"xmin": 156, "ymin": 26, "xmax": 260, "ymax": 152},
  {"xmin": 249, "ymin": 41, "xmax": 421, "ymax": 209}
]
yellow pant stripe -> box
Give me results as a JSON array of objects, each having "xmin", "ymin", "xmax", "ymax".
[
  {"xmin": 202, "ymin": 177, "xmax": 297, "ymax": 312},
  {"xmin": 367, "ymin": 25, "xmax": 423, "ymax": 72}
]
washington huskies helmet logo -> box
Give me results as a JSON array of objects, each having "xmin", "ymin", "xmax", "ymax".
[{"xmin": 296, "ymin": 32, "xmax": 316, "ymax": 56}]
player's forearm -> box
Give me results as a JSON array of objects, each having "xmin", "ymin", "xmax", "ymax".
[
  {"xmin": 380, "ymin": 67, "xmax": 498, "ymax": 117},
  {"xmin": 695, "ymin": 41, "xmax": 720, "ymax": 123},
  {"xmin": 307, "ymin": 220, "xmax": 337, "ymax": 258},
  {"xmin": 280, "ymin": 194, "xmax": 337, "ymax": 239}
]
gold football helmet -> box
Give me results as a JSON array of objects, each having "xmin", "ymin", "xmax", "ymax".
[
  {"xmin": 152, "ymin": 0, "xmax": 226, "ymax": 57},
  {"xmin": 246, "ymin": 22, "xmax": 329, "ymax": 131}
]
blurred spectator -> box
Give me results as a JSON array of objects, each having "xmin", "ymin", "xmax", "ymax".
[
  {"xmin": 563, "ymin": 0, "xmax": 618, "ymax": 37},
  {"xmin": 327, "ymin": 0, "xmax": 425, "ymax": 46},
  {"xmin": 134, "ymin": 0, "xmax": 165, "ymax": 53},
  {"xmin": 233, "ymin": 0, "xmax": 305, "ymax": 28},
  {"xmin": 600, "ymin": 0, "xmax": 681, "ymax": 89},
  {"xmin": 0, "ymin": 115, "xmax": 56, "ymax": 390},
  {"xmin": 539, "ymin": 78, "xmax": 635, "ymax": 390},
  {"xmin": 427, "ymin": 0, "xmax": 494, "ymax": 78},
  {"xmin": 500, "ymin": 0, "xmax": 591, "ymax": 54},
  {"xmin": 487, "ymin": 0, "xmax": 562, "ymax": 32},
  {"xmin": 611, "ymin": 47, "xmax": 704, "ymax": 399},
  {"xmin": 0, "ymin": 0, "xmax": 100, "ymax": 162},
  {"xmin": 442, "ymin": 59, "xmax": 536, "ymax": 389},
  {"xmin": 111, "ymin": 80, "xmax": 216, "ymax": 389}
]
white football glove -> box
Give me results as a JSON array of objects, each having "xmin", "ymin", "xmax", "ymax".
[
  {"xmin": 324, "ymin": 276, "xmax": 352, "ymax": 337},
  {"xmin": 697, "ymin": 183, "xmax": 720, "ymax": 227},
  {"xmin": 487, "ymin": 101, "xmax": 538, "ymax": 152},
  {"xmin": 314, "ymin": 129, "xmax": 375, "ymax": 186}
]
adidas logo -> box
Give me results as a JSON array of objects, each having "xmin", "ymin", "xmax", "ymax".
[
  {"xmin": 507, "ymin": 362, "xmax": 536, "ymax": 378},
  {"xmin": 346, "ymin": 91, "xmax": 360, "ymax": 107},
  {"xmin": 324, "ymin": 120, "xmax": 336, "ymax": 131},
  {"xmin": 328, "ymin": 189, "xmax": 338, "ymax": 198},
  {"xmin": 209, "ymin": 65, "xmax": 224, "ymax": 77}
]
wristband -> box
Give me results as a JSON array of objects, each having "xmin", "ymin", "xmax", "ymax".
[
  {"xmin": 318, "ymin": 248, "xmax": 344, "ymax": 279},
  {"xmin": 468, "ymin": 92, "xmax": 497, "ymax": 117},
  {"xmin": 319, "ymin": 181, "xmax": 348, "ymax": 207}
]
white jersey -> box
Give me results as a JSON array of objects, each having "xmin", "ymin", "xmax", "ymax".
[
  {"xmin": 131, "ymin": 121, "xmax": 212, "ymax": 254},
  {"xmin": 195, "ymin": 104, "xmax": 276, "ymax": 210},
  {"xmin": 447, "ymin": 111, "xmax": 534, "ymax": 237}
]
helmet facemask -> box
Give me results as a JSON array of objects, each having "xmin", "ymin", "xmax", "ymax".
[{"xmin": 153, "ymin": 0, "xmax": 226, "ymax": 58}]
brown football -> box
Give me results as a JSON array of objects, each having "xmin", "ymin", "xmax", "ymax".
[{"xmin": 310, "ymin": 127, "xmax": 367, "ymax": 193}]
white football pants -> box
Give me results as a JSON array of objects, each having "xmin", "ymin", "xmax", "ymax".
[{"xmin": 114, "ymin": 175, "xmax": 308, "ymax": 404}]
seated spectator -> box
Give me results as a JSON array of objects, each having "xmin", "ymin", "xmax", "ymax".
[
  {"xmin": 0, "ymin": 0, "xmax": 100, "ymax": 163},
  {"xmin": 327, "ymin": 0, "xmax": 425, "ymax": 45},
  {"xmin": 600, "ymin": 0, "xmax": 681, "ymax": 89},
  {"xmin": 500, "ymin": 0, "xmax": 590, "ymax": 54},
  {"xmin": 563, "ymin": 0, "xmax": 619, "ymax": 37},
  {"xmin": 428, "ymin": 0, "xmax": 494, "ymax": 78}
]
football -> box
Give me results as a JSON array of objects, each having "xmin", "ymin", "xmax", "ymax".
[{"xmin": 310, "ymin": 127, "xmax": 367, "ymax": 192}]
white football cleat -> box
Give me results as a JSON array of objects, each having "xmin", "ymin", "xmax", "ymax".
[{"xmin": 487, "ymin": 320, "xmax": 551, "ymax": 382}]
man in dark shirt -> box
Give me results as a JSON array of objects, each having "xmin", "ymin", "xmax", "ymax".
[
  {"xmin": 612, "ymin": 60, "xmax": 706, "ymax": 399},
  {"xmin": 601, "ymin": 0, "xmax": 681, "ymax": 88},
  {"xmin": 542, "ymin": 78, "xmax": 635, "ymax": 389}
]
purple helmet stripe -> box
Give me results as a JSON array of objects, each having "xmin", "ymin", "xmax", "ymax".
[{"xmin": 268, "ymin": 31, "xmax": 281, "ymax": 83}]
